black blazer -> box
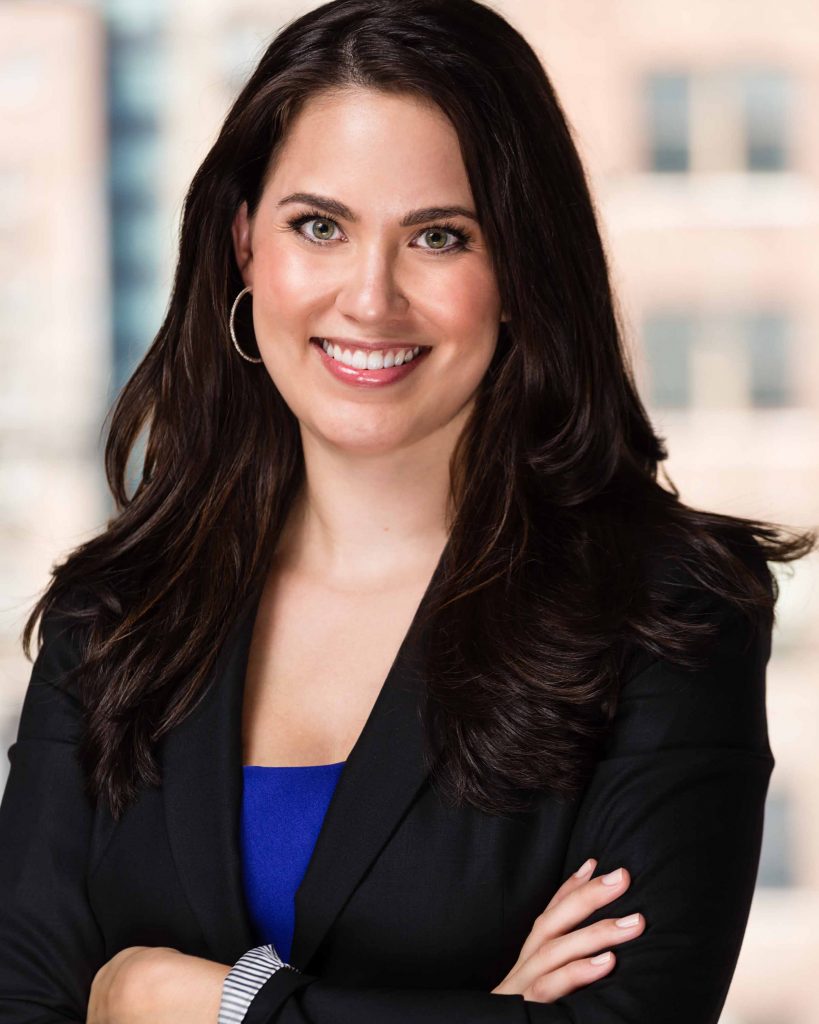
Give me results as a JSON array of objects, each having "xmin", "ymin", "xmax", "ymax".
[{"xmin": 0, "ymin": 551, "xmax": 775, "ymax": 1024}]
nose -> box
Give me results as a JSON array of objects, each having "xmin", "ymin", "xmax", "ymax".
[{"xmin": 334, "ymin": 244, "xmax": 410, "ymax": 324}]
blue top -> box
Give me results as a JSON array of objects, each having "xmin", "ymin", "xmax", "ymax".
[{"xmin": 240, "ymin": 762, "xmax": 346, "ymax": 962}]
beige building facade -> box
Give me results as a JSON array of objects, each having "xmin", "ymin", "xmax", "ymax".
[{"xmin": 0, "ymin": 3, "xmax": 110, "ymax": 771}]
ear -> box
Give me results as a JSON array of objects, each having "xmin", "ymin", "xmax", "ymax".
[{"xmin": 231, "ymin": 201, "xmax": 254, "ymax": 285}]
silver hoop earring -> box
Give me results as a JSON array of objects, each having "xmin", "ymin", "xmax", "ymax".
[{"xmin": 230, "ymin": 286, "xmax": 263, "ymax": 363}]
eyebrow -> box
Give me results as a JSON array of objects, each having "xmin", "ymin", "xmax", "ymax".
[{"xmin": 276, "ymin": 191, "xmax": 479, "ymax": 227}]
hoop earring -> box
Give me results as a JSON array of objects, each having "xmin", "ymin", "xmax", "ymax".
[{"xmin": 230, "ymin": 286, "xmax": 263, "ymax": 363}]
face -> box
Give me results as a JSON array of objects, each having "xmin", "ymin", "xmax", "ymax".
[{"xmin": 231, "ymin": 86, "xmax": 509, "ymax": 456}]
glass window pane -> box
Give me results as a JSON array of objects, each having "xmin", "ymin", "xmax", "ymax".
[
  {"xmin": 645, "ymin": 72, "xmax": 690, "ymax": 172},
  {"xmin": 107, "ymin": 13, "xmax": 166, "ymax": 392},
  {"xmin": 747, "ymin": 311, "xmax": 790, "ymax": 407},
  {"xmin": 741, "ymin": 69, "xmax": 790, "ymax": 172},
  {"xmin": 757, "ymin": 789, "xmax": 795, "ymax": 888},
  {"xmin": 643, "ymin": 312, "xmax": 695, "ymax": 408}
]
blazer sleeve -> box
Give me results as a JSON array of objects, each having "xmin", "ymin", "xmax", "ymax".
[
  {"xmin": 523, "ymin": 568, "xmax": 776, "ymax": 1022},
  {"xmin": 241, "ymin": 565, "xmax": 776, "ymax": 1024},
  {"xmin": 0, "ymin": 600, "xmax": 106, "ymax": 1024}
]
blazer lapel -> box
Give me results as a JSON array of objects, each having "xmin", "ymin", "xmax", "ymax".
[
  {"xmin": 161, "ymin": 584, "xmax": 262, "ymax": 965},
  {"xmin": 162, "ymin": 545, "xmax": 447, "ymax": 971},
  {"xmin": 289, "ymin": 572, "xmax": 441, "ymax": 970}
]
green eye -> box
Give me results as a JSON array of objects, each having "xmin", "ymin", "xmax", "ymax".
[
  {"xmin": 309, "ymin": 218, "xmax": 335, "ymax": 240},
  {"xmin": 415, "ymin": 220, "xmax": 471, "ymax": 252},
  {"xmin": 423, "ymin": 228, "xmax": 449, "ymax": 249}
]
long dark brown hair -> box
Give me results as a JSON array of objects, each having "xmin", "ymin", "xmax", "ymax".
[{"xmin": 23, "ymin": 0, "xmax": 816, "ymax": 821}]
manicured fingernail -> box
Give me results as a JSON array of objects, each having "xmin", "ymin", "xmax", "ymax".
[
  {"xmin": 590, "ymin": 951, "xmax": 612, "ymax": 965},
  {"xmin": 615, "ymin": 914, "xmax": 641, "ymax": 928},
  {"xmin": 601, "ymin": 867, "xmax": 623, "ymax": 885},
  {"xmin": 573, "ymin": 858, "xmax": 594, "ymax": 878}
]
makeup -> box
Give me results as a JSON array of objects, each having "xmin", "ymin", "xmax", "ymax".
[{"xmin": 310, "ymin": 338, "xmax": 432, "ymax": 389}]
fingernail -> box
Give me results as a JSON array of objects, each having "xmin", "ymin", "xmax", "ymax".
[
  {"xmin": 590, "ymin": 951, "xmax": 612, "ymax": 965},
  {"xmin": 573, "ymin": 858, "xmax": 594, "ymax": 878},
  {"xmin": 601, "ymin": 867, "xmax": 623, "ymax": 885},
  {"xmin": 615, "ymin": 913, "xmax": 641, "ymax": 928}
]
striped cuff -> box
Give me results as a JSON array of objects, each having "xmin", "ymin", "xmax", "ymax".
[{"xmin": 217, "ymin": 943, "xmax": 300, "ymax": 1024}]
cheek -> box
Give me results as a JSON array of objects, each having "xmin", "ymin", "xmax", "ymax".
[
  {"xmin": 431, "ymin": 278, "xmax": 501, "ymax": 361},
  {"xmin": 426, "ymin": 266, "xmax": 501, "ymax": 332},
  {"xmin": 252, "ymin": 249, "xmax": 317, "ymax": 329}
]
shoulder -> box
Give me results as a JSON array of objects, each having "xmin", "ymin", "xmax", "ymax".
[
  {"xmin": 649, "ymin": 529, "xmax": 772, "ymax": 606},
  {"xmin": 606, "ymin": 534, "xmax": 774, "ymax": 759},
  {"xmin": 624, "ymin": 531, "xmax": 772, "ymax": 670},
  {"xmin": 29, "ymin": 585, "xmax": 97, "ymax": 699},
  {"xmin": 14, "ymin": 586, "xmax": 101, "ymax": 747}
]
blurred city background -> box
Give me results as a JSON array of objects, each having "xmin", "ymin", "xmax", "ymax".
[{"xmin": 0, "ymin": 1, "xmax": 817, "ymax": 1020}]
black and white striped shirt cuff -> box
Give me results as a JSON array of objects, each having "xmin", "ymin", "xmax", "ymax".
[{"xmin": 217, "ymin": 943, "xmax": 300, "ymax": 1023}]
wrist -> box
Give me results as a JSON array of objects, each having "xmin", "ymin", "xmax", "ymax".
[
  {"xmin": 218, "ymin": 944, "xmax": 296, "ymax": 1023},
  {"xmin": 154, "ymin": 950, "xmax": 231, "ymax": 1023},
  {"xmin": 107, "ymin": 946, "xmax": 164, "ymax": 1020},
  {"xmin": 117, "ymin": 947, "xmax": 231, "ymax": 1023}
]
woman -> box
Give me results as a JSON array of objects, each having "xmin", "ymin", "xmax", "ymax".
[{"xmin": 1, "ymin": 0, "xmax": 813, "ymax": 1021}]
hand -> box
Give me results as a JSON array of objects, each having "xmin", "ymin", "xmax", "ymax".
[
  {"xmin": 87, "ymin": 944, "xmax": 231, "ymax": 1024},
  {"xmin": 491, "ymin": 858, "xmax": 645, "ymax": 1003}
]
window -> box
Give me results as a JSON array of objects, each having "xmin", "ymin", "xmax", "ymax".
[
  {"xmin": 643, "ymin": 312, "xmax": 695, "ymax": 408},
  {"xmin": 106, "ymin": 13, "xmax": 167, "ymax": 394},
  {"xmin": 644, "ymin": 67, "xmax": 791, "ymax": 173},
  {"xmin": 642, "ymin": 310, "xmax": 793, "ymax": 410},
  {"xmin": 757, "ymin": 788, "xmax": 795, "ymax": 888},
  {"xmin": 746, "ymin": 311, "xmax": 790, "ymax": 407},
  {"xmin": 741, "ymin": 69, "xmax": 791, "ymax": 172},
  {"xmin": 645, "ymin": 72, "xmax": 690, "ymax": 172}
]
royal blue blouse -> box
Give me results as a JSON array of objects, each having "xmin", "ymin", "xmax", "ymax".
[{"xmin": 240, "ymin": 762, "xmax": 347, "ymax": 963}]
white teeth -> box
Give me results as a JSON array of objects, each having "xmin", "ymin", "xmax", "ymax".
[{"xmin": 318, "ymin": 339, "xmax": 422, "ymax": 370}]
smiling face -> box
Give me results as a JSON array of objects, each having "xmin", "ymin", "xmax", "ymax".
[{"xmin": 231, "ymin": 86, "xmax": 508, "ymax": 456}]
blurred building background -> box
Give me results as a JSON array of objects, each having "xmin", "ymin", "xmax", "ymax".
[{"xmin": 0, "ymin": 1, "xmax": 817, "ymax": 1020}]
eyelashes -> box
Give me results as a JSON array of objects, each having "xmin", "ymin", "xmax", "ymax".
[{"xmin": 285, "ymin": 208, "xmax": 473, "ymax": 254}]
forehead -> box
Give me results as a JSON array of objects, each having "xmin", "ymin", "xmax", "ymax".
[{"xmin": 263, "ymin": 87, "xmax": 473, "ymax": 209}]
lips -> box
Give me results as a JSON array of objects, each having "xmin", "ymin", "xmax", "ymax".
[{"xmin": 311, "ymin": 334, "xmax": 431, "ymax": 387}]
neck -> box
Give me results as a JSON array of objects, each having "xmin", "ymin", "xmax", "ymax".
[{"xmin": 277, "ymin": 418, "xmax": 465, "ymax": 590}]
